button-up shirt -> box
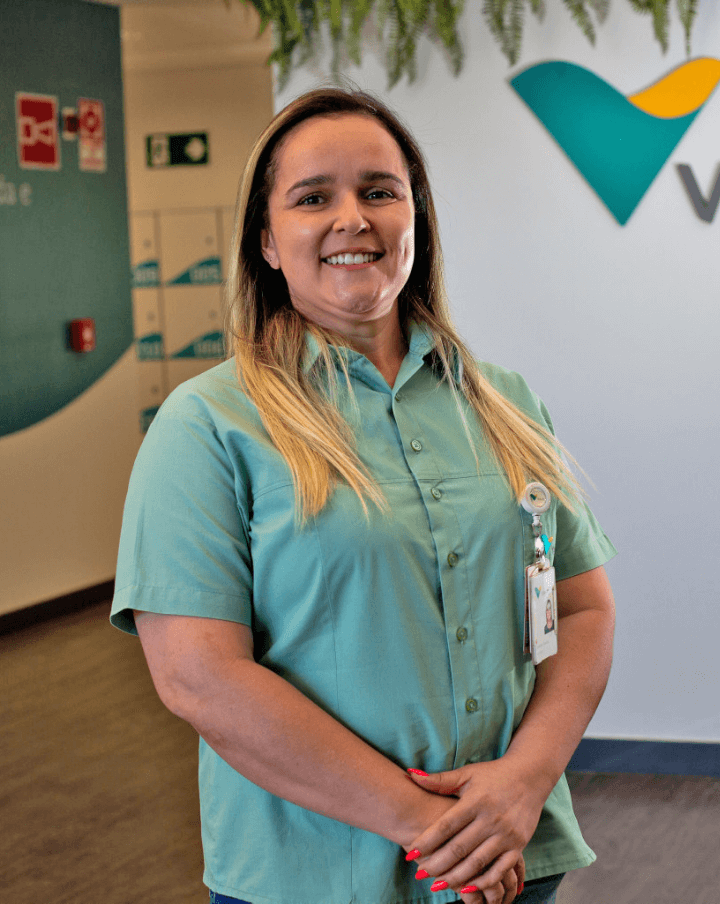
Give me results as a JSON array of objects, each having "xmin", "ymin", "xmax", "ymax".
[{"xmin": 112, "ymin": 323, "xmax": 616, "ymax": 903}]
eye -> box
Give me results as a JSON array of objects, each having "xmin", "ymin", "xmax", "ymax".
[
  {"xmin": 297, "ymin": 192, "xmax": 326, "ymax": 206},
  {"xmin": 365, "ymin": 187, "xmax": 395, "ymax": 201}
]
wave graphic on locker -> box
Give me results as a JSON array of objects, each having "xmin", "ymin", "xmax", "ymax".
[
  {"xmin": 171, "ymin": 331, "xmax": 225, "ymax": 359},
  {"xmin": 132, "ymin": 259, "xmax": 161, "ymax": 288},
  {"xmin": 510, "ymin": 58, "xmax": 720, "ymax": 224},
  {"xmin": 166, "ymin": 256, "xmax": 222, "ymax": 285}
]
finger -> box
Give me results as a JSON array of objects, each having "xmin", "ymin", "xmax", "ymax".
[
  {"xmin": 499, "ymin": 864, "xmax": 519, "ymax": 904},
  {"xmin": 456, "ymin": 859, "xmax": 519, "ymax": 904},
  {"xmin": 459, "ymin": 890, "xmax": 485, "ymax": 904},
  {"xmin": 408, "ymin": 802, "xmax": 476, "ymax": 862},
  {"xmin": 415, "ymin": 815, "xmax": 513, "ymax": 886},
  {"xmin": 514, "ymin": 855, "xmax": 526, "ymax": 891},
  {"xmin": 479, "ymin": 880, "xmax": 506, "ymax": 904},
  {"xmin": 462, "ymin": 849, "xmax": 522, "ymax": 894},
  {"xmin": 419, "ymin": 845, "xmax": 514, "ymax": 898},
  {"xmin": 407, "ymin": 766, "xmax": 469, "ymax": 796}
]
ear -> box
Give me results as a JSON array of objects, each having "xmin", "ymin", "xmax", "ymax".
[{"xmin": 261, "ymin": 228, "xmax": 281, "ymax": 270}]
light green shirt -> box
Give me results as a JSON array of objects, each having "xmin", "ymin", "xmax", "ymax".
[{"xmin": 112, "ymin": 323, "xmax": 616, "ymax": 903}]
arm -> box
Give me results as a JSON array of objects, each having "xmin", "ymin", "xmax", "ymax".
[
  {"xmin": 405, "ymin": 565, "xmax": 615, "ymax": 892},
  {"xmin": 134, "ymin": 610, "xmax": 456, "ymax": 844},
  {"xmin": 136, "ymin": 611, "xmax": 525, "ymax": 904}
]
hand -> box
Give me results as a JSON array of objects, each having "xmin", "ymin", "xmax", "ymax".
[
  {"xmin": 406, "ymin": 759, "xmax": 544, "ymax": 894},
  {"xmin": 458, "ymin": 854, "xmax": 525, "ymax": 904}
]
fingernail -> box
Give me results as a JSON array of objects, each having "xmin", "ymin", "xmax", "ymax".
[
  {"xmin": 415, "ymin": 869, "xmax": 430, "ymax": 880},
  {"xmin": 407, "ymin": 768, "xmax": 429, "ymax": 776},
  {"xmin": 430, "ymin": 880, "xmax": 449, "ymax": 892},
  {"xmin": 405, "ymin": 849, "xmax": 421, "ymax": 862},
  {"xmin": 517, "ymin": 881, "xmax": 525, "ymax": 897},
  {"xmin": 461, "ymin": 886, "xmax": 478, "ymax": 894}
]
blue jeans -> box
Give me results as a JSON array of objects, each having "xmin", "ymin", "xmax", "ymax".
[{"xmin": 210, "ymin": 873, "xmax": 564, "ymax": 904}]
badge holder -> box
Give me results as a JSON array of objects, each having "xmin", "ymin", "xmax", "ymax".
[{"xmin": 522, "ymin": 483, "xmax": 558, "ymax": 665}]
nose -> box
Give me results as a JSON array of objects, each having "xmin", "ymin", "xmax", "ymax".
[{"xmin": 333, "ymin": 193, "xmax": 369, "ymax": 234}]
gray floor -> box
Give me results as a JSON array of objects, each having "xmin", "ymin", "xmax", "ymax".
[{"xmin": 2, "ymin": 602, "xmax": 718, "ymax": 904}]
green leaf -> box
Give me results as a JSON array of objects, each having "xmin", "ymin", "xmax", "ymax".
[
  {"xmin": 676, "ymin": 0, "xmax": 697, "ymax": 55},
  {"xmin": 561, "ymin": 0, "xmax": 597, "ymax": 45},
  {"xmin": 587, "ymin": 0, "xmax": 610, "ymax": 22},
  {"xmin": 232, "ymin": 0, "xmax": 697, "ymax": 89},
  {"xmin": 347, "ymin": 0, "xmax": 374, "ymax": 65},
  {"xmin": 627, "ymin": 0, "xmax": 670, "ymax": 52}
]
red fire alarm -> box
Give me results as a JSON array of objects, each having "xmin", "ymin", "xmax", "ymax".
[{"xmin": 68, "ymin": 318, "xmax": 96, "ymax": 352}]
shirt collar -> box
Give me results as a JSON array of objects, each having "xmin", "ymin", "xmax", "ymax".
[{"xmin": 301, "ymin": 321, "xmax": 440, "ymax": 374}]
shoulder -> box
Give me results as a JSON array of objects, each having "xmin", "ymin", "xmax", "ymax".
[
  {"xmin": 146, "ymin": 358, "xmax": 268, "ymax": 447},
  {"xmin": 477, "ymin": 360, "xmax": 535, "ymax": 407},
  {"xmin": 159, "ymin": 358, "xmax": 250, "ymax": 423},
  {"xmin": 476, "ymin": 360, "xmax": 554, "ymax": 433},
  {"xmin": 134, "ymin": 358, "xmax": 264, "ymax": 479}
]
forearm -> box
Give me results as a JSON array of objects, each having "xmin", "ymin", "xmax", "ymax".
[
  {"xmin": 166, "ymin": 655, "xmax": 452, "ymax": 846},
  {"xmin": 503, "ymin": 567, "xmax": 615, "ymax": 799}
]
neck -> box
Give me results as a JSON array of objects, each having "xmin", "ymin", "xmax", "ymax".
[{"xmin": 340, "ymin": 310, "xmax": 408, "ymax": 388}]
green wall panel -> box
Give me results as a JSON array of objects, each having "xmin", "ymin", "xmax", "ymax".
[{"xmin": 0, "ymin": 0, "xmax": 133, "ymax": 436}]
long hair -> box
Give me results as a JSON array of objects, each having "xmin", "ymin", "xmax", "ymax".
[{"xmin": 225, "ymin": 88, "xmax": 578, "ymax": 519}]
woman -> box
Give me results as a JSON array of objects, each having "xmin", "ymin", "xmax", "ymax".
[{"xmin": 111, "ymin": 88, "xmax": 616, "ymax": 904}]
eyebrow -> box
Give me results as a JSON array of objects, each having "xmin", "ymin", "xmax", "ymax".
[{"xmin": 285, "ymin": 170, "xmax": 406, "ymax": 197}]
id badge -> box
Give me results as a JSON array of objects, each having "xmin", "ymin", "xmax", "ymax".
[{"xmin": 526, "ymin": 564, "xmax": 558, "ymax": 665}]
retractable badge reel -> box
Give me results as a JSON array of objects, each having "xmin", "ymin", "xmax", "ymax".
[{"xmin": 521, "ymin": 482, "xmax": 558, "ymax": 665}]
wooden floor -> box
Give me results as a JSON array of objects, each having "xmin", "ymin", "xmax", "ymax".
[{"xmin": 2, "ymin": 601, "xmax": 718, "ymax": 904}]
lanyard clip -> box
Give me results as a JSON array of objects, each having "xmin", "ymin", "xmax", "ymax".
[{"xmin": 522, "ymin": 483, "xmax": 552, "ymax": 569}]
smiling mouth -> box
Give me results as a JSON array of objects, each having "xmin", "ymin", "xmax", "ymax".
[{"xmin": 322, "ymin": 252, "xmax": 383, "ymax": 266}]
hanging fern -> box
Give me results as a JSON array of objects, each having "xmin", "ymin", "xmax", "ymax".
[
  {"xmin": 234, "ymin": 0, "xmax": 698, "ymax": 89},
  {"xmin": 676, "ymin": 0, "xmax": 698, "ymax": 55}
]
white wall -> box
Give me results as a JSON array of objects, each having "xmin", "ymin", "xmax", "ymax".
[{"xmin": 275, "ymin": 4, "xmax": 720, "ymax": 743}]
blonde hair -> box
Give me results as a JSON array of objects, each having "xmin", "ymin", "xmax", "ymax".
[{"xmin": 226, "ymin": 89, "xmax": 578, "ymax": 519}]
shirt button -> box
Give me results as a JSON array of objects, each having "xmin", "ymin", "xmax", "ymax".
[
  {"xmin": 411, "ymin": 439, "xmax": 423, "ymax": 452},
  {"xmin": 456, "ymin": 626, "xmax": 468, "ymax": 642},
  {"xmin": 465, "ymin": 698, "xmax": 479, "ymax": 713},
  {"xmin": 431, "ymin": 487, "xmax": 442, "ymax": 500},
  {"xmin": 395, "ymin": 391, "xmax": 402, "ymax": 402},
  {"xmin": 447, "ymin": 551, "xmax": 459, "ymax": 567}
]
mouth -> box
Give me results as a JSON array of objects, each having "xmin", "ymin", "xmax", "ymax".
[{"xmin": 321, "ymin": 252, "xmax": 383, "ymax": 266}]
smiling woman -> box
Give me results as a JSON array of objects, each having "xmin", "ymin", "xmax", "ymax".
[
  {"xmin": 259, "ymin": 114, "xmax": 415, "ymax": 365},
  {"xmin": 111, "ymin": 88, "xmax": 616, "ymax": 904}
]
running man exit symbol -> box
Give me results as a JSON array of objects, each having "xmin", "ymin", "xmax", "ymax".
[{"xmin": 146, "ymin": 132, "xmax": 209, "ymax": 167}]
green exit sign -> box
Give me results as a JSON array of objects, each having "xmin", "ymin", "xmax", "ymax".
[{"xmin": 146, "ymin": 132, "xmax": 209, "ymax": 167}]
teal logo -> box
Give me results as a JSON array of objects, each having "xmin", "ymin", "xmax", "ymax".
[
  {"xmin": 167, "ymin": 256, "xmax": 222, "ymax": 285},
  {"xmin": 511, "ymin": 59, "xmax": 720, "ymax": 224},
  {"xmin": 171, "ymin": 331, "xmax": 224, "ymax": 359},
  {"xmin": 136, "ymin": 333, "xmax": 164, "ymax": 361},
  {"xmin": 132, "ymin": 259, "xmax": 161, "ymax": 288}
]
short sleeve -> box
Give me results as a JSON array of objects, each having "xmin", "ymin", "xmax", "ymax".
[{"xmin": 110, "ymin": 391, "xmax": 253, "ymax": 635}]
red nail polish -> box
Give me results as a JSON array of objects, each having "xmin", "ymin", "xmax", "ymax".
[
  {"xmin": 517, "ymin": 881, "xmax": 525, "ymax": 897},
  {"xmin": 405, "ymin": 849, "xmax": 421, "ymax": 862},
  {"xmin": 407, "ymin": 768, "xmax": 429, "ymax": 776},
  {"xmin": 430, "ymin": 880, "xmax": 449, "ymax": 892},
  {"xmin": 415, "ymin": 869, "xmax": 429, "ymax": 880},
  {"xmin": 461, "ymin": 886, "xmax": 478, "ymax": 894}
]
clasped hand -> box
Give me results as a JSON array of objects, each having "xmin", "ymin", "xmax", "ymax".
[{"xmin": 406, "ymin": 759, "xmax": 546, "ymax": 904}]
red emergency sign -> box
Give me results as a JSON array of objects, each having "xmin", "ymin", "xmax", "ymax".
[
  {"xmin": 16, "ymin": 93, "xmax": 60, "ymax": 170},
  {"xmin": 78, "ymin": 98, "xmax": 106, "ymax": 172}
]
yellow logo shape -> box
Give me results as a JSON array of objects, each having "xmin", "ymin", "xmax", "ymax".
[{"xmin": 627, "ymin": 58, "xmax": 720, "ymax": 119}]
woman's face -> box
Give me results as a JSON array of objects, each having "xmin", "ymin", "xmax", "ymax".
[{"xmin": 261, "ymin": 114, "xmax": 415, "ymax": 335}]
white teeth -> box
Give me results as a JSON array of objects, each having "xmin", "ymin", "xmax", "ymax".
[{"xmin": 325, "ymin": 253, "xmax": 379, "ymax": 265}]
